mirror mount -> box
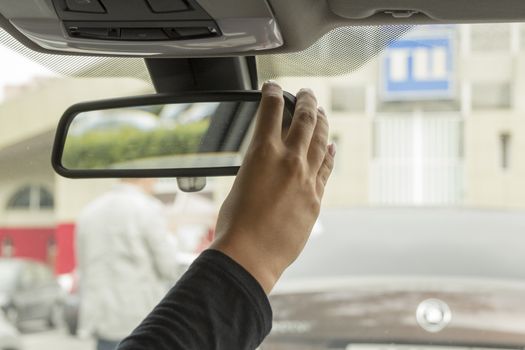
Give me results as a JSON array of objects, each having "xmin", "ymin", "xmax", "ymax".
[
  {"xmin": 177, "ymin": 177, "xmax": 207, "ymax": 193},
  {"xmin": 145, "ymin": 57, "xmax": 258, "ymax": 192},
  {"xmin": 145, "ymin": 57, "xmax": 258, "ymax": 93}
]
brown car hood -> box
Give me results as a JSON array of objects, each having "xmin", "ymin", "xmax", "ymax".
[{"xmin": 264, "ymin": 278, "xmax": 525, "ymax": 349}]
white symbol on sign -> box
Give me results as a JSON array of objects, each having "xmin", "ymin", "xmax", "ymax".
[{"xmin": 389, "ymin": 46, "xmax": 448, "ymax": 82}]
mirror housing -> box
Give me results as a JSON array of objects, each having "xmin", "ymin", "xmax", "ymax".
[{"xmin": 52, "ymin": 90, "xmax": 295, "ymax": 179}]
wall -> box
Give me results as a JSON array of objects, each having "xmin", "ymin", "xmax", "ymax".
[
  {"xmin": 0, "ymin": 76, "xmax": 152, "ymax": 272},
  {"xmin": 465, "ymin": 112, "xmax": 525, "ymax": 209}
]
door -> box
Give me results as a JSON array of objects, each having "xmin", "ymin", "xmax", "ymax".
[{"xmin": 371, "ymin": 112, "xmax": 463, "ymax": 205}]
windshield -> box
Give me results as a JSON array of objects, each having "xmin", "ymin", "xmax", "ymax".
[{"xmin": 1, "ymin": 23, "xmax": 525, "ymax": 349}]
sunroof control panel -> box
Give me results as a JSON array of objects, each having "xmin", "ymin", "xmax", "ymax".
[{"xmin": 1, "ymin": 0, "xmax": 283, "ymax": 56}]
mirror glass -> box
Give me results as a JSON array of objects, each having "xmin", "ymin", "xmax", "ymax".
[
  {"xmin": 61, "ymin": 100, "xmax": 272, "ymax": 171},
  {"xmin": 58, "ymin": 98, "xmax": 293, "ymax": 175}
]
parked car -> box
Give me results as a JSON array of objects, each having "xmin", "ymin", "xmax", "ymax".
[
  {"xmin": 262, "ymin": 209, "xmax": 525, "ymax": 349},
  {"xmin": 62, "ymin": 292, "xmax": 79, "ymax": 336},
  {"xmin": 0, "ymin": 312, "xmax": 22, "ymax": 350},
  {"xmin": 0, "ymin": 258, "xmax": 63, "ymax": 331}
]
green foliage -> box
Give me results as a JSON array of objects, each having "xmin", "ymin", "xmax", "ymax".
[{"xmin": 62, "ymin": 121, "xmax": 209, "ymax": 169}]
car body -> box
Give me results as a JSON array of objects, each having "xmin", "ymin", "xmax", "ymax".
[
  {"xmin": 0, "ymin": 259, "xmax": 63, "ymax": 330},
  {"xmin": 265, "ymin": 279, "xmax": 525, "ymax": 349},
  {"xmin": 62, "ymin": 292, "xmax": 79, "ymax": 336},
  {"xmin": 263, "ymin": 209, "xmax": 525, "ymax": 348},
  {"xmin": 0, "ymin": 312, "xmax": 22, "ymax": 350}
]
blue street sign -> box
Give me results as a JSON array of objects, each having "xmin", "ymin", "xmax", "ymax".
[{"xmin": 382, "ymin": 33, "xmax": 454, "ymax": 100}]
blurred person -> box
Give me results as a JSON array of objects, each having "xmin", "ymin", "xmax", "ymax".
[{"xmin": 76, "ymin": 178, "xmax": 179, "ymax": 350}]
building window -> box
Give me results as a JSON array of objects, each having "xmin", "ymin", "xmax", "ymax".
[
  {"xmin": 329, "ymin": 134, "xmax": 340, "ymax": 174},
  {"xmin": 519, "ymin": 24, "xmax": 525, "ymax": 51},
  {"xmin": 500, "ymin": 132, "xmax": 511, "ymax": 170},
  {"xmin": 39, "ymin": 187, "xmax": 54, "ymax": 209},
  {"xmin": 471, "ymin": 82, "xmax": 511, "ymax": 110},
  {"xmin": 6, "ymin": 185, "xmax": 54, "ymax": 211},
  {"xmin": 7, "ymin": 186, "xmax": 31, "ymax": 209},
  {"xmin": 331, "ymin": 85, "xmax": 366, "ymax": 113}
]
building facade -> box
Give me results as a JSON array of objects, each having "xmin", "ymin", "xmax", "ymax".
[
  {"xmin": 278, "ymin": 24, "xmax": 525, "ymax": 209},
  {"xmin": 0, "ymin": 77, "xmax": 152, "ymax": 274}
]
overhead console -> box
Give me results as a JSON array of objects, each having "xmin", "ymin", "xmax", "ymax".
[
  {"xmin": 6, "ymin": 0, "xmax": 525, "ymax": 58},
  {"xmin": 53, "ymin": 0, "xmax": 220, "ymax": 41},
  {"xmin": 0, "ymin": 0, "xmax": 282, "ymax": 56}
]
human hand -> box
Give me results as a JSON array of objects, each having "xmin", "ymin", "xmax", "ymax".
[{"xmin": 210, "ymin": 81, "xmax": 336, "ymax": 294}]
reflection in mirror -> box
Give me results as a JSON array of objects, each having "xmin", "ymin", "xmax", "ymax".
[{"xmin": 62, "ymin": 101, "xmax": 260, "ymax": 171}]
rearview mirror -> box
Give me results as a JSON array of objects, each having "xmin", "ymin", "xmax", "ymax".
[{"xmin": 52, "ymin": 91, "xmax": 295, "ymax": 178}]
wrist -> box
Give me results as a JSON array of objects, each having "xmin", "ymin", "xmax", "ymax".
[{"xmin": 210, "ymin": 234, "xmax": 284, "ymax": 294}]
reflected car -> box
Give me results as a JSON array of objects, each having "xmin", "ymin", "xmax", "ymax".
[
  {"xmin": 0, "ymin": 312, "xmax": 21, "ymax": 350},
  {"xmin": 158, "ymin": 103, "xmax": 192, "ymax": 126},
  {"xmin": 0, "ymin": 258, "xmax": 63, "ymax": 330},
  {"xmin": 68, "ymin": 109, "xmax": 159, "ymax": 136},
  {"xmin": 159, "ymin": 102, "xmax": 220, "ymax": 126}
]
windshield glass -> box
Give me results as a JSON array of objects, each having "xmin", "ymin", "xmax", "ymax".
[{"xmin": 1, "ymin": 23, "xmax": 524, "ymax": 349}]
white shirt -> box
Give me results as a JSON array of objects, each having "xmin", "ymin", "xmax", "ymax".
[{"xmin": 76, "ymin": 184, "xmax": 179, "ymax": 340}]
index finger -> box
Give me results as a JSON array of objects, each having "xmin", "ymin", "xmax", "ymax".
[
  {"xmin": 252, "ymin": 81, "xmax": 285, "ymax": 144},
  {"xmin": 285, "ymin": 88, "xmax": 318, "ymax": 153}
]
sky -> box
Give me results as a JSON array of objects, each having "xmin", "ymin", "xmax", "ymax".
[{"xmin": 0, "ymin": 46, "xmax": 56, "ymax": 101}]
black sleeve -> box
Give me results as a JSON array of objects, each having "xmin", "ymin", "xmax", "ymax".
[{"xmin": 117, "ymin": 249, "xmax": 273, "ymax": 350}]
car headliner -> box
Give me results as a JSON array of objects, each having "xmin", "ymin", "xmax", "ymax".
[
  {"xmin": 2, "ymin": 0, "xmax": 525, "ymax": 57},
  {"xmin": 1, "ymin": 0, "xmax": 524, "ymax": 82}
]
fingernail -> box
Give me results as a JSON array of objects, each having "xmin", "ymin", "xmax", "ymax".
[
  {"xmin": 264, "ymin": 80, "xmax": 279, "ymax": 87},
  {"xmin": 298, "ymin": 88, "xmax": 313, "ymax": 95},
  {"xmin": 328, "ymin": 143, "xmax": 336, "ymax": 157},
  {"xmin": 318, "ymin": 106, "xmax": 325, "ymax": 114}
]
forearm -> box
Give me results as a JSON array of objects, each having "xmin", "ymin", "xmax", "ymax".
[{"xmin": 117, "ymin": 249, "xmax": 272, "ymax": 350}]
